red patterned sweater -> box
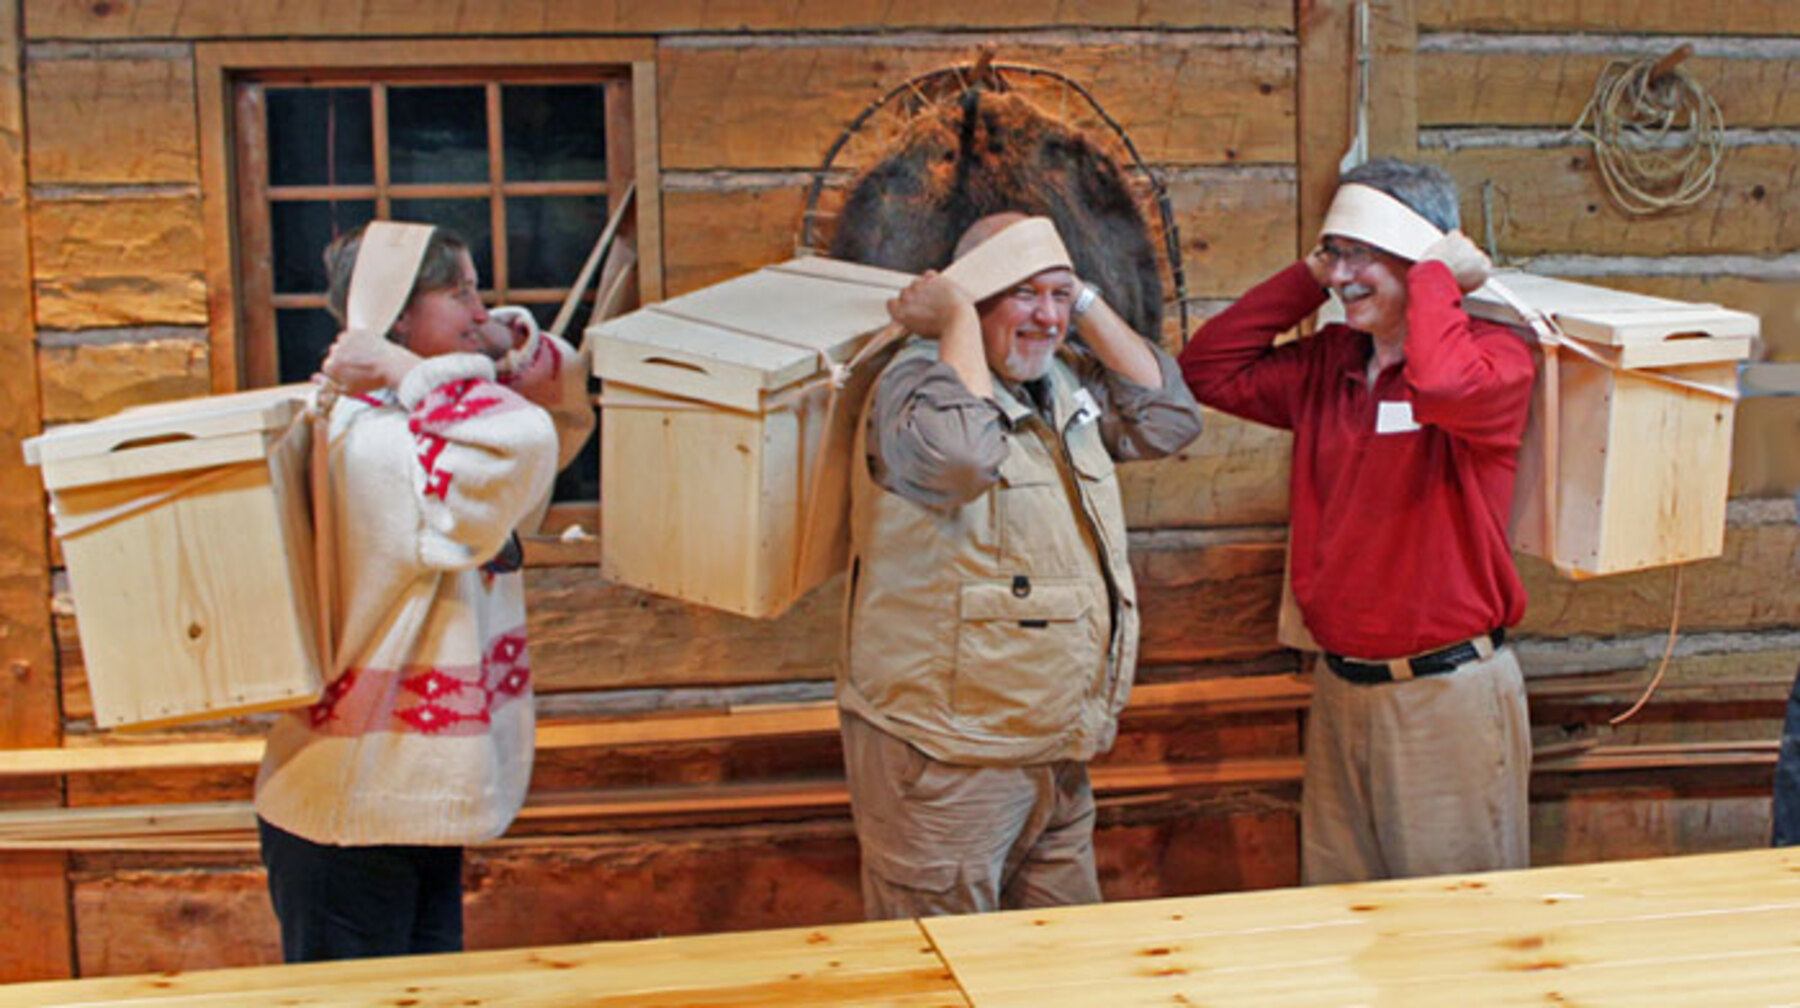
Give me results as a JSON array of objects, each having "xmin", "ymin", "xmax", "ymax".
[{"xmin": 255, "ymin": 352, "xmax": 558, "ymax": 846}]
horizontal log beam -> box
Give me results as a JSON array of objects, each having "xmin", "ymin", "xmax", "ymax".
[
  {"xmin": 1419, "ymin": 0, "xmax": 1800, "ymax": 35},
  {"xmin": 1418, "ymin": 46, "xmax": 1800, "ymax": 129},
  {"xmin": 2, "ymin": 674, "xmax": 1314, "ymax": 778},
  {"xmin": 23, "ymin": 3, "xmax": 1292, "ymax": 40},
  {"xmin": 658, "ymin": 33, "xmax": 1295, "ymax": 171},
  {"xmin": 1424, "ymin": 146, "xmax": 1800, "ymax": 258},
  {"xmin": 25, "ymin": 52, "xmax": 198, "ymax": 185},
  {"xmin": 29, "ymin": 194, "xmax": 206, "ymax": 329},
  {"xmin": 660, "ymin": 167, "xmax": 1297, "ymax": 304}
]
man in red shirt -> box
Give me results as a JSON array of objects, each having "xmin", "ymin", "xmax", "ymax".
[{"xmin": 1180, "ymin": 158, "xmax": 1537, "ymax": 882}]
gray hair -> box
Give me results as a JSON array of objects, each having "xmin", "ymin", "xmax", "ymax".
[
  {"xmin": 322, "ymin": 224, "xmax": 471, "ymax": 336},
  {"xmin": 1339, "ymin": 158, "xmax": 1460, "ymax": 232}
]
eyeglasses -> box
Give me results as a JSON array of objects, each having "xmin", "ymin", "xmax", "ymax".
[{"xmin": 1318, "ymin": 241, "xmax": 1378, "ymax": 269}]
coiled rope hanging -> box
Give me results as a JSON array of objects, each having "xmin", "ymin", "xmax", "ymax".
[{"xmin": 1572, "ymin": 43, "xmax": 1724, "ymax": 215}]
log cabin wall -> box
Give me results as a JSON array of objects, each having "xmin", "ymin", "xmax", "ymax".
[{"xmin": 0, "ymin": 0, "xmax": 1793, "ymax": 981}]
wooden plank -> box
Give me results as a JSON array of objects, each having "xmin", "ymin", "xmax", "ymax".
[
  {"xmin": 1426, "ymin": 145, "xmax": 1800, "ymax": 257},
  {"xmin": 24, "ymin": 1, "xmax": 1289, "ymax": 39},
  {"xmin": 1419, "ymin": 0, "xmax": 1800, "ymax": 34},
  {"xmin": 14, "ymin": 914, "xmax": 959, "ymax": 1007},
  {"xmin": 36, "ymin": 335, "xmax": 210, "ymax": 424},
  {"xmin": 1369, "ymin": 0, "xmax": 1418, "ymax": 158},
  {"xmin": 0, "ymin": 0, "xmax": 73, "ymax": 982},
  {"xmin": 662, "ymin": 169, "xmax": 1296, "ymax": 303},
  {"xmin": 922, "ymin": 848, "xmax": 1800, "ymax": 1007},
  {"xmin": 1420, "ymin": 51, "xmax": 1800, "ymax": 129},
  {"xmin": 194, "ymin": 38, "xmax": 239, "ymax": 392},
  {"xmin": 1295, "ymin": 0, "xmax": 1352, "ymax": 249},
  {"xmin": 30, "ymin": 195, "xmax": 207, "ymax": 330},
  {"xmin": 631, "ymin": 58, "xmax": 664, "ymax": 303},
  {"xmin": 657, "ymin": 36, "xmax": 1295, "ymax": 172},
  {"xmin": 25, "ymin": 51, "xmax": 198, "ymax": 184}
]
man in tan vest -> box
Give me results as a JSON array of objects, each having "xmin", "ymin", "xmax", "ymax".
[{"xmin": 839, "ymin": 213, "xmax": 1204, "ymax": 918}]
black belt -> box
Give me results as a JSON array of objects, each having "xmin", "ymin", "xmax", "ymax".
[{"xmin": 1325, "ymin": 628, "xmax": 1506, "ymax": 685}]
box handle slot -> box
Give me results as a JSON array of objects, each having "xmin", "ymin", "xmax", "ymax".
[
  {"xmin": 638, "ymin": 355, "xmax": 711, "ymax": 377},
  {"xmin": 106, "ymin": 432, "xmax": 198, "ymax": 454}
]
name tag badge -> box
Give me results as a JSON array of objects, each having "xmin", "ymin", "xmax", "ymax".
[
  {"xmin": 1070, "ymin": 388, "xmax": 1101, "ymax": 427},
  {"xmin": 1375, "ymin": 400, "xmax": 1421, "ymax": 435}
]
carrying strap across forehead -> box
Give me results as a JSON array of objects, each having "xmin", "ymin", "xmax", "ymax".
[
  {"xmin": 1319, "ymin": 183, "xmax": 1445, "ymax": 261},
  {"xmin": 941, "ymin": 216, "xmax": 1074, "ymax": 301},
  {"xmin": 346, "ymin": 221, "xmax": 436, "ymax": 337}
]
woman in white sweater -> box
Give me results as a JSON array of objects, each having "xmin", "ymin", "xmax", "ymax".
[{"xmin": 254, "ymin": 225, "xmax": 570, "ymax": 961}]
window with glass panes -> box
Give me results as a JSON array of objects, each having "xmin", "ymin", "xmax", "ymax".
[{"xmin": 233, "ymin": 70, "xmax": 631, "ymax": 499}]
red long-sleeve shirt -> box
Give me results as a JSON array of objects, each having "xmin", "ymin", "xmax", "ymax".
[{"xmin": 1180, "ymin": 260, "xmax": 1535, "ymax": 659}]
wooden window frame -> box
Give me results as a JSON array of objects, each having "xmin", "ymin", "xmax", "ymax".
[{"xmin": 196, "ymin": 38, "xmax": 662, "ymax": 394}]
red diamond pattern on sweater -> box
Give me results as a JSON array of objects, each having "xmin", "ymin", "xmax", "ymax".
[
  {"xmin": 402, "ymin": 667, "xmax": 470, "ymax": 702},
  {"xmin": 411, "ymin": 379, "xmax": 503, "ymax": 434},
  {"xmin": 308, "ymin": 668, "xmax": 360, "ymax": 727},
  {"xmin": 295, "ymin": 632, "xmax": 531, "ymax": 738},
  {"xmin": 396, "ymin": 702, "xmax": 466, "ymax": 734},
  {"xmin": 486, "ymin": 631, "xmax": 530, "ymax": 698}
]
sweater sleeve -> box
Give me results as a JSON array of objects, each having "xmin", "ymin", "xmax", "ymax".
[
  {"xmin": 395, "ymin": 352, "xmax": 560, "ymax": 570},
  {"xmin": 489, "ymin": 306, "xmax": 596, "ymax": 471},
  {"xmin": 1178, "ymin": 261, "xmax": 1326, "ymax": 431},
  {"xmin": 1402, "ymin": 261, "xmax": 1537, "ymax": 450}
]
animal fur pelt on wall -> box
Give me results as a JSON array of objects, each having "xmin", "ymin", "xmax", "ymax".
[{"xmin": 828, "ymin": 88, "xmax": 1167, "ymax": 342}]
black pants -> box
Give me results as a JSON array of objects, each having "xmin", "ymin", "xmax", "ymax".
[
  {"xmin": 1775, "ymin": 666, "xmax": 1800, "ymax": 847},
  {"xmin": 258, "ymin": 817, "xmax": 464, "ymax": 962}
]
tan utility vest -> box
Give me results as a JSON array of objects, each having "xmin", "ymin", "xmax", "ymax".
[{"xmin": 839, "ymin": 340, "xmax": 1140, "ymax": 766}]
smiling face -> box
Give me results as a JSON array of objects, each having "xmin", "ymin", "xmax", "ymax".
[
  {"xmin": 1320, "ymin": 235, "xmax": 1411, "ymax": 344},
  {"xmin": 979, "ymin": 266, "xmax": 1077, "ymax": 382},
  {"xmin": 392, "ymin": 250, "xmax": 499, "ymax": 359}
]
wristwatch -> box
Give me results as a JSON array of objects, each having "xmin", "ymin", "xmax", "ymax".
[{"xmin": 1070, "ymin": 282, "xmax": 1100, "ymax": 320}]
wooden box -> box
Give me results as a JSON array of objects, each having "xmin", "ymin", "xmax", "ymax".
[
  {"xmin": 24, "ymin": 386, "xmax": 325, "ymax": 728},
  {"xmin": 1466, "ymin": 272, "xmax": 1756, "ymax": 577},
  {"xmin": 590, "ymin": 257, "xmax": 912, "ymax": 618}
]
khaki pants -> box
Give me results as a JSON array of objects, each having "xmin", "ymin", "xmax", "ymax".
[
  {"xmin": 839, "ymin": 711, "xmax": 1101, "ymax": 919},
  {"xmin": 1302, "ymin": 646, "xmax": 1531, "ymax": 884}
]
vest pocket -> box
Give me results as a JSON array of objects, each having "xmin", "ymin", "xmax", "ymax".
[
  {"xmin": 1065, "ymin": 422, "xmax": 1117, "ymax": 482},
  {"xmin": 952, "ymin": 579, "xmax": 1097, "ymax": 736}
]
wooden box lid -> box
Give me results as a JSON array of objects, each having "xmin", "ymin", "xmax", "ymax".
[
  {"xmin": 590, "ymin": 257, "xmax": 912, "ymax": 412},
  {"xmin": 24, "ymin": 385, "xmax": 309, "ymax": 483},
  {"xmin": 1466, "ymin": 271, "xmax": 1757, "ymax": 368}
]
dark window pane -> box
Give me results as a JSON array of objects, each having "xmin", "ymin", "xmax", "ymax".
[
  {"xmin": 503, "ymin": 84, "xmax": 606, "ymax": 182},
  {"xmin": 505, "ymin": 195, "xmax": 606, "ymax": 289},
  {"xmin": 388, "ymin": 86, "xmax": 488, "ymax": 184},
  {"xmin": 271, "ymin": 200, "xmax": 375, "ymax": 294},
  {"xmin": 267, "ymin": 87, "xmax": 373, "ymax": 187},
  {"xmin": 276, "ymin": 308, "xmax": 341, "ymax": 385},
  {"xmin": 522, "ymin": 299, "xmax": 592, "ymax": 338},
  {"xmin": 390, "ymin": 198, "xmax": 492, "ymax": 286}
]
